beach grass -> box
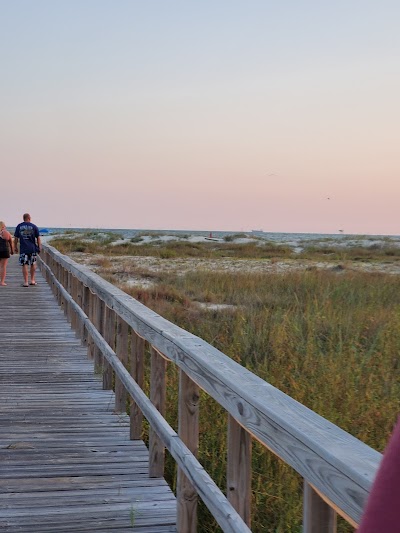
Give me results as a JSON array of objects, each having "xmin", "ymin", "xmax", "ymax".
[
  {"xmin": 50, "ymin": 231, "xmax": 400, "ymax": 263},
  {"xmin": 50, "ymin": 235, "xmax": 400, "ymax": 532},
  {"xmin": 126, "ymin": 269, "xmax": 400, "ymax": 532}
]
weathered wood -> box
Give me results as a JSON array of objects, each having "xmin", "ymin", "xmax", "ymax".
[
  {"xmin": 59, "ymin": 264, "xmax": 67, "ymax": 314},
  {"xmin": 115, "ymin": 315, "xmax": 129, "ymax": 413},
  {"xmin": 227, "ymin": 415, "xmax": 252, "ymax": 527},
  {"xmin": 70, "ymin": 274, "xmax": 78, "ymax": 333},
  {"xmin": 103, "ymin": 306, "xmax": 115, "ymax": 390},
  {"xmin": 130, "ymin": 331, "xmax": 145, "ymax": 440},
  {"xmin": 41, "ymin": 246, "xmax": 382, "ymax": 529},
  {"xmin": 66, "ymin": 270, "xmax": 72, "ymax": 323},
  {"xmin": 56, "ymin": 259, "xmax": 62, "ymax": 305},
  {"xmin": 0, "ymin": 256, "xmax": 176, "ymax": 532},
  {"xmin": 303, "ymin": 481, "xmax": 337, "ymax": 532},
  {"xmin": 177, "ymin": 370, "xmax": 199, "ymax": 533},
  {"xmin": 86, "ymin": 290, "xmax": 95, "ymax": 360},
  {"xmin": 35, "ymin": 262, "xmax": 253, "ymax": 532},
  {"xmin": 81, "ymin": 284, "xmax": 90, "ymax": 346},
  {"xmin": 149, "ymin": 346, "xmax": 167, "ymax": 479},
  {"xmin": 93, "ymin": 295, "xmax": 105, "ymax": 373}
]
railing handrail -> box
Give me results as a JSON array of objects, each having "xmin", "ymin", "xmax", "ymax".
[{"xmin": 40, "ymin": 244, "xmax": 381, "ymax": 529}]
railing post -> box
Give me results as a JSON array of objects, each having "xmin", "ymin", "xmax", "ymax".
[
  {"xmin": 115, "ymin": 315, "xmax": 129, "ymax": 413},
  {"xmin": 103, "ymin": 306, "xmax": 115, "ymax": 390},
  {"xmin": 93, "ymin": 295, "xmax": 105, "ymax": 373},
  {"xmin": 149, "ymin": 346, "xmax": 166, "ymax": 478},
  {"xmin": 56, "ymin": 261, "xmax": 62, "ymax": 305},
  {"xmin": 86, "ymin": 290, "xmax": 95, "ymax": 360},
  {"xmin": 75, "ymin": 278, "xmax": 84, "ymax": 341},
  {"xmin": 130, "ymin": 331, "xmax": 145, "ymax": 440},
  {"xmin": 227, "ymin": 415, "xmax": 252, "ymax": 527},
  {"xmin": 60, "ymin": 266, "xmax": 67, "ymax": 315},
  {"xmin": 177, "ymin": 370, "xmax": 199, "ymax": 532},
  {"xmin": 70, "ymin": 275, "xmax": 78, "ymax": 333},
  {"xmin": 66, "ymin": 271, "xmax": 72, "ymax": 323},
  {"xmin": 303, "ymin": 482, "xmax": 337, "ymax": 533},
  {"xmin": 81, "ymin": 285, "xmax": 90, "ymax": 346}
]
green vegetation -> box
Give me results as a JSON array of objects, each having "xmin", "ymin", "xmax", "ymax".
[
  {"xmin": 50, "ymin": 232, "xmax": 400, "ymax": 263},
  {"xmin": 129, "ymin": 506, "xmax": 137, "ymax": 528},
  {"xmin": 223, "ymin": 232, "xmax": 248, "ymax": 241},
  {"xmin": 50, "ymin": 235, "xmax": 400, "ymax": 532},
  {"xmin": 126, "ymin": 269, "xmax": 400, "ymax": 532}
]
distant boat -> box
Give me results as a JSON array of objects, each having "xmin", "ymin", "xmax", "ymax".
[{"xmin": 251, "ymin": 229, "xmax": 264, "ymax": 234}]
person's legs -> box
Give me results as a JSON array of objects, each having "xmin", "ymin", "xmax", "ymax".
[
  {"xmin": 0, "ymin": 258, "xmax": 7, "ymax": 285},
  {"xmin": 22, "ymin": 264, "xmax": 29, "ymax": 286},
  {"xmin": 30, "ymin": 262, "xmax": 37, "ymax": 284}
]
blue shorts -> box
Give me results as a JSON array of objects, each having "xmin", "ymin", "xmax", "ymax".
[{"xmin": 19, "ymin": 253, "xmax": 37, "ymax": 266}]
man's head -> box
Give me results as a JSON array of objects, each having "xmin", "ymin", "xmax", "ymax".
[{"xmin": 23, "ymin": 213, "xmax": 31, "ymax": 222}]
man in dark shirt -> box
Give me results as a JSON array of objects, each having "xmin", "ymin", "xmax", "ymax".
[{"xmin": 14, "ymin": 213, "xmax": 41, "ymax": 287}]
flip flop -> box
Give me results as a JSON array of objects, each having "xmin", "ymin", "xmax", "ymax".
[
  {"xmin": 29, "ymin": 282, "xmax": 37, "ymax": 286},
  {"xmin": 21, "ymin": 284, "xmax": 29, "ymax": 287}
]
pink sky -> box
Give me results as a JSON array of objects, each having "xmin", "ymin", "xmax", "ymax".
[{"xmin": 1, "ymin": 2, "xmax": 399, "ymax": 235}]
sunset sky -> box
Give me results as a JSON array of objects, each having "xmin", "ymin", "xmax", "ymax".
[{"xmin": 1, "ymin": 1, "xmax": 399, "ymax": 234}]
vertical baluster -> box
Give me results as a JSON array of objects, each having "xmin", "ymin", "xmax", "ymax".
[
  {"xmin": 56, "ymin": 262, "xmax": 62, "ymax": 305},
  {"xmin": 94, "ymin": 295, "xmax": 105, "ymax": 374},
  {"xmin": 303, "ymin": 482, "xmax": 337, "ymax": 533},
  {"xmin": 81, "ymin": 285, "xmax": 90, "ymax": 346},
  {"xmin": 70, "ymin": 276, "xmax": 78, "ymax": 333},
  {"xmin": 86, "ymin": 291, "xmax": 95, "ymax": 360},
  {"xmin": 115, "ymin": 315, "xmax": 129, "ymax": 412},
  {"xmin": 149, "ymin": 347, "xmax": 166, "ymax": 478},
  {"xmin": 76, "ymin": 278, "xmax": 84, "ymax": 341},
  {"xmin": 59, "ymin": 266, "xmax": 66, "ymax": 315},
  {"xmin": 130, "ymin": 331, "xmax": 145, "ymax": 440},
  {"xmin": 177, "ymin": 370, "xmax": 199, "ymax": 532},
  {"xmin": 66, "ymin": 271, "xmax": 72, "ymax": 323},
  {"xmin": 227, "ymin": 415, "xmax": 252, "ymax": 527},
  {"xmin": 103, "ymin": 306, "xmax": 115, "ymax": 390}
]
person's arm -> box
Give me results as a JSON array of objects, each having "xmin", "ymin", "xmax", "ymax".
[
  {"xmin": 37, "ymin": 235, "xmax": 42, "ymax": 253},
  {"xmin": 14, "ymin": 226, "xmax": 19, "ymax": 254},
  {"xmin": 7, "ymin": 232, "xmax": 14, "ymax": 254}
]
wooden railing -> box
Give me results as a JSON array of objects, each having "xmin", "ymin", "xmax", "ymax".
[{"xmin": 39, "ymin": 244, "xmax": 381, "ymax": 532}]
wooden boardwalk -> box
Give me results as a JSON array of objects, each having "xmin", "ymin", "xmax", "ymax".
[{"xmin": 0, "ymin": 256, "xmax": 176, "ymax": 532}]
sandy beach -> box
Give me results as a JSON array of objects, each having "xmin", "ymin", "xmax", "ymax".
[{"xmin": 42, "ymin": 230, "xmax": 400, "ymax": 293}]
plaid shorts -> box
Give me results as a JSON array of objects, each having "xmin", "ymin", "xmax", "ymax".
[{"xmin": 19, "ymin": 253, "xmax": 37, "ymax": 266}]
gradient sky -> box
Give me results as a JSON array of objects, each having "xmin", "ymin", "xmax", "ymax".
[{"xmin": 1, "ymin": 1, "xmax": 399, "ymax": 234}]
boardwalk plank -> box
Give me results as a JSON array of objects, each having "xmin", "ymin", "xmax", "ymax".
[{"xmin": 0, "ymin": 256, "xmax": 176, "ymax": 532}]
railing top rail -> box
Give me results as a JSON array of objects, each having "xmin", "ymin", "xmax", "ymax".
[{"xmin": 43, "ymin": 244, "xmax": 381, "ymax": 524}]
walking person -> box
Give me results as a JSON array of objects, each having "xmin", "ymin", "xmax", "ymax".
[
  {"xmin": 0, "ymin": 221, "xmax": 14, "ymax": 286},
  {"xmin": 14, "ymin": 213, "xmax": 41, "ymax": 287}
]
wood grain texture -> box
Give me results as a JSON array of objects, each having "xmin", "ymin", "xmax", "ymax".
[
  {"xmin": 115, "ymin": 315, "xmax": 129, "ymax": 413},
  {"xmin": 177, "ymin": 370, "xmax": 199, "ymax": 533},
  {"xmin": 41, "ymin": 245, "xmax": 382, "ymax": 528},
  {"xmin": 149, "ymin": 347, "xmax": 167, "ymax": 478},
  {"xmin": 130, "ymin": 332, "xmax": 145, "ymax": 440},
  {"xmin": 303, "ymin": 481, "xmax": 337, "ymax": 532},
  {"xmin": 102, "ymin": 306, "xmax": 114, "ymax": 390},
  {"xmin": 0, "ymin": 256, "xmax": 176, "ymax": 532},
  {"xmin": 227, "ymin": 415, "xmax": 252, "ymax": 527},
  {"xmin": 40, "ymin": 261, "xmax": 250, "ymax": 532}
]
